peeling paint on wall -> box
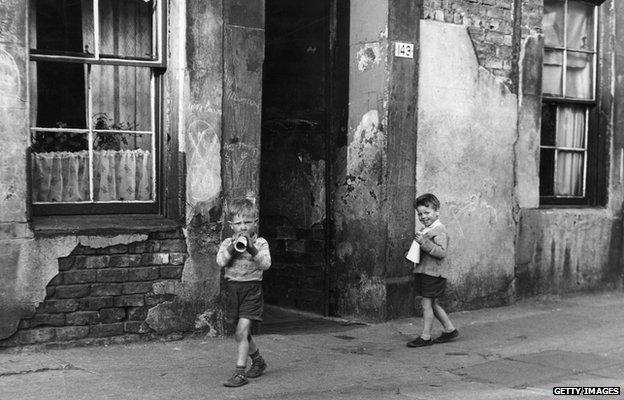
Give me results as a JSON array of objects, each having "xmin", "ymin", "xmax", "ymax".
[
  {"xmin": 77, "ymin": 234, "xmax": 148, "ymax": 249},
  {"xmin": 418, "ymin": 20, "xmax": 517, "ymax": 307},
  {"xmin": 357, "ymin": 43, "xmax": 381, "ymax": 72},
  {"xmin": 347, "ymin": 110, "xmax": 383, "ymax": 175},
  {"xmin": 0, "ymin": 234, "xmax": 149, "ymax": 339},
  {"xmin": 345, "ymin": 273, "xmax": 386, "ymax": 320}
]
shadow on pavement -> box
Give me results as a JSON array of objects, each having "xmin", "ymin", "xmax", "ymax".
[{"xmin": 259, "ymin": 304, "xmax": 365, "ymax": 335}]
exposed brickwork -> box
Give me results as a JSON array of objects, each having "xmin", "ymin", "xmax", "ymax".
[
  {"xmin": 423, "ymin": 0, "xmax": 517, "ymax": 86},
  {"xmin": 423, "ymin": 0, "xmax": 544, "ymax": 90},
  {"xmin": 2, "ymin": 229, "xmax": 188, "ymax": 346},
  {"xmin": 520, "ymin": 0, "xmax": 542, "ymax": 38},
  {"xmin": 263, "ymin": 224, "xmax": 326, "ymax": 313}
]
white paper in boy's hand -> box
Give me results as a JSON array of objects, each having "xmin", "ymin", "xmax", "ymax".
[{"xmin": 406, "ymin": 240, "xmax": 420, "ymax": 263}]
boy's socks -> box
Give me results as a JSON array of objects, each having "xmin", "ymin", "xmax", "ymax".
[
  {"xmin": 249, "ymin": 349, "xmax": 261, "ymax": 361},
  {"xmin": 246, "ymin": 352, "xmax": 267, "ymax": 378}
]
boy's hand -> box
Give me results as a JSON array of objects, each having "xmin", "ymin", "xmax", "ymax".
[
  {"xmin": 414, "ymin": 232, "xmax": 424, "ymax": 244},
  {"xmin": 242, "ymin": 232, "xmax": 254, "ymax": 247},
  {"xmin": 242, "ymin": 232, "xmax": 259, "ymax": 256}
]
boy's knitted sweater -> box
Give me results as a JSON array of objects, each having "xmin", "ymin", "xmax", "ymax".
[
  {"xmin": 412, "ymin": 220, "xmax": 451, "ymax": 278},
  {"xmin": 216, "ymin": 235, "xmax": 271, "ymax": 281}
]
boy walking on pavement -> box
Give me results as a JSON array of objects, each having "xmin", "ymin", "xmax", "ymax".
[
  {"xmin": 407, "ymin": 193, "xmax": 459, "ymax": 347},
  {"xmin": 216, "ymin": 198, "xmax": 271, "ymax": 387}
]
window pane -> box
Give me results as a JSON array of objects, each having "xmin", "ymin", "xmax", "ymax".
[
  {"xmin": 92, "ymin": 135, "xmax": 153, "ymax": 201},
  {"xmin": 567, "ymin": 1, "xmax": 594, "ymax": 51},
  {"xmin": 544, "ymin": 0, "xmax": 564, "ymax": 48},
  {"xmin": 93, "ymin": 132, "xmax": 152, "ymax": 152},
  {"xmin": 31, "ymin": 132, "xmax": 89, "ymax": 203},
  {"xmin": 555, "ymin": 151, "xmax": 584, "ymax": 196},
  {"xmin": 541, "ymin": 103, "xmax": 557, "ymax": 146},
  {"xmin": 540, "ymin": 148, "xmax": 555, "ymax": 196},
  {"xmin": 31, "ymin": 0, "xmax": 94, "ymax": 56},
  {"xmin": 33, "ymin": 61, "xmax": 87, "ymax": 128},
  {"xmin": 556, "ymin": 106, "xmax": 586, "ymax": 148},
  {"xmin": 99, "ymin": 0, "xmax": 155, "ymax": 59},
  {"xmin": 543, "ymin": 50, "xmax": 563, "ymax": 97},
  {"xmin": 566, "ymin": 51, "xmax": 593, "ymax": 99},
  {"xmin": 91, "ymin": 65, "xmax": 152, "ymax": 131}
]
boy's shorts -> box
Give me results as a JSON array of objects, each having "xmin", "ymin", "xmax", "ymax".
[
  {"xmin": 224, "ymin": 280, "xmax": 264, "ymax": 324},
  {"xmin": 414, "ymin": 273, "xmax": 446, "ymax": 298}
]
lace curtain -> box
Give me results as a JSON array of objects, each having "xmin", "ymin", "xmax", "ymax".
[{"xmin": 32, "ymin": 150, "xmax": 152, "ymax": 202}]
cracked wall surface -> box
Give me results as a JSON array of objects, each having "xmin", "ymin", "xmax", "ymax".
[
  {"xmin": 417, "ymin": 20, "xmax": 517, "ymax": 309},
  {"xmin": 0, "ymin": 234, "xmax": 149, "ymax": 340}
]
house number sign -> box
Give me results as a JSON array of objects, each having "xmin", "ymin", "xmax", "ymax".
[{"xmin": 394, "ymin": 42, "xmax": 414, "ymax": 59}]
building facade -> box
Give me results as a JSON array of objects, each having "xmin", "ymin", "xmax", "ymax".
[{"xmin": 0, "ymin": 0, "xmax": 622, "ymax": 346}]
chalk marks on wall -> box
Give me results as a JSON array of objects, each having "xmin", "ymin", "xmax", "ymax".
[
  {"xmin": 185, "ymin": 118, "xmax": 221, "ymax": 206},
  {"xmin": 0, "ymin": 48, "xmax": 23, "ymax": 108},
  {"xmin": 222, "ymin": 141, "xmax": 259, "ymax": 199}
]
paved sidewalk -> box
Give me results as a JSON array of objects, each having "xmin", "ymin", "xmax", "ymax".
[{"xmin": 0, "ymin": 292, "xmax": 623, "ymax": 400}]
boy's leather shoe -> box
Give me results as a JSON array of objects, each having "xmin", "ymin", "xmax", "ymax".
[
  {"xmin": 406, "ymin": 337, "xmax": 433, "ymax": 347},
  {"xmin": 223, "ymin": 370, "xmax": 248, "ymax": 387},
  {"xmin": 433, "ymin": 329, "xmax": 459, "ymax": 343},
  {"xmin": 246, "ymin": 358, "xmax": 267, "ymax": 378}
]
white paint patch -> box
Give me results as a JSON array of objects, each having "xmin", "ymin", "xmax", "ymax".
[
  {"xmin": 347, "ymin": 110, "xmax": 383, "ymax": 174},
  {"xmin": 357, "ymin": 43, "xmax": 381, "ymax": 72},
  {"xmin": 78, "ymin": 234, "xmax": 148, "ymax": 248}
]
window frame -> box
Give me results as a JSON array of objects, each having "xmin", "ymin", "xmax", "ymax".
[
  {"xmin": 539, "ymin": 0, "xmax": 604, "ymax": 206},
  {"xmin": 29, "ymin": 0, "xmax": 167, "ymax": 216}
]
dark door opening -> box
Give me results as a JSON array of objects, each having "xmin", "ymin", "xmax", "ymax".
[{"xmin": 260, "ymin": 0, "xmax": 349, "ymax": 317}]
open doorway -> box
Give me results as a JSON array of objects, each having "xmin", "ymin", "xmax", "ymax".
[{"xmin": 260, "ymin": 0, "xmax": 349, "ymax": 319}]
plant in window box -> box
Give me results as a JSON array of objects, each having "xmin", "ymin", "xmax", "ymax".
[
  {"xmin": 92, "ymin": 112, "xmax": 136, "ymax": 151},
  {"xmin": 31, "ymin": 122, "xmax": 88, "ymax": 153}
]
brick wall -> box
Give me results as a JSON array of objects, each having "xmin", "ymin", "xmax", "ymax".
[
  {"xmin": 263, "ymin": 224, "xmax": 326, "ymax": 314},
  {"xmin": 1, "ymin": 230, "xmax": 187, "ymax": 346},
  {"xmin": 423, "ymin": 0, "xmax": 517, "ymax": 85}
]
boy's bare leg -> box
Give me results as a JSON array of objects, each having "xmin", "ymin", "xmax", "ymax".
[
  {"xmin": 235, "ymin": 318, "xmax": 253, "ymax": 367},
  {"xmin": 247, "ymin": 334, "xmax": 258, "ymax": 356},
  {"xmin": 421, "ymin": 297, "xmax": 434, "ymax": 340},
  {"xmin": 432, "ymin": 299, "xmax": 455, "ymax": 332}
]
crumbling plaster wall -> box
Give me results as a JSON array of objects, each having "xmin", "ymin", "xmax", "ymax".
[
  {"xmin": 0, "ymin": 0, "xmax": 39, "ymax": 339},
  {"xmin": 515, "ymin": 0, "xmax": 624, "ymax": 296},
  {"xmin": 146, "ymin": 0, "xmax": 225, "ymax": 335},
  {"xmin": 417, "ymin": 20, "xmax": 517, "ymax": 309},
  {"xmin": 157, "ymin": 0, "xmax": 265, "ymax": 334},
  {"xmin": 148, "ymin": 0, "xmax": 266, "ymax": 334},
  {"xmin": 332, "ymin": 0, "xmax": 390, "ymax": 321}
]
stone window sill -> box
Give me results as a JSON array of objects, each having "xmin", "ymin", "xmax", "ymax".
[{"xmin": 32, "ymin": 214, "xmax": 182, "ymax": 237}]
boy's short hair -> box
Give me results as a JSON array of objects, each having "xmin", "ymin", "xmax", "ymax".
[
  {"xmin": 414, "ymin": 193, "xmax": 440, "ymax": 210},
  {"xmin": 228, "ymin": 197, "xmax": 258, "ymax": 219}
]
